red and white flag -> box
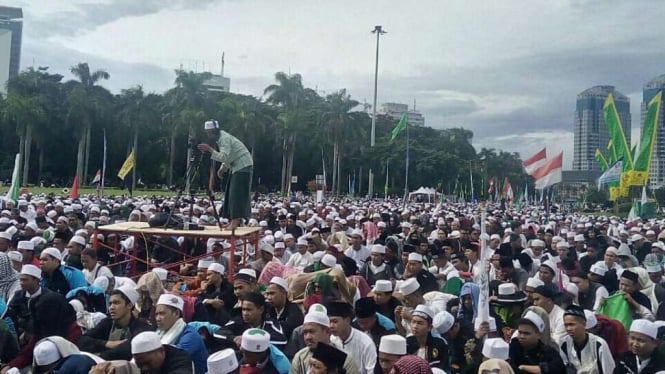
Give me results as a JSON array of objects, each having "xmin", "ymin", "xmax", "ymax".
[
  {"xmin": 502, "ymin": 177, "xmax": 513, "ymax": 201},
  {"xmin": 522, "ymin": 148, "xmax": 547, "ymax": 176},
  {"xmin": 488, "ymin": 177, "xmax": 495, "ymax": 194},
  {"xmin": 533, "ymin": 152, "xmax": 563, "ymax": 190}
]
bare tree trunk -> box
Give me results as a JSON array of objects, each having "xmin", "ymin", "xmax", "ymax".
[
  {"xmin": 37, "ymin": 146, "xmax": 44, "ymax": 185},
  {"xmin": 168, "ymin": 129, "xmax": 176, "ymax": 186},
  {"xmin": 131, "ymin": 121, "xmax": 138, "ymax": 192},
  {"xmin": 281, "ymin": 137, "xmax": 288, "ymax": 194},
  {"xmin": 287, "ymin": 134, "xmax": 296, "ymax": 195},
  {"xmin": 17, "ymin": 122, "xmax": 24, "ymax": 186},
  {"xmin": 76, "ymin": 135, "xmax": 85, "ymax": 182},
  {"xmin": 336, "ymin": 152, "xmax": 342, "ymax": 195},
  {"xmin": 83, "ymin": 123, "xmax": 91, "ymax": 183},
  {"xmin": 22, "ymin": 125, "xmax": 32, "ymax": 185},
  {"xmin": 332, "ymin": 141, "xmax": 338, "ymax": 196}
]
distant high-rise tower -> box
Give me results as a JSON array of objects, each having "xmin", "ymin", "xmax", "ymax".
[
  {"xmin": 0, "ymin": 6, "xmax": 22, "ymax": 95},
  {"xmin": 573, "ymin": 85, "xmax": 631, "ymax": 171},
  {"xmin": 644, "ymin": 74, "xmax": 665, "ymax": 188}
]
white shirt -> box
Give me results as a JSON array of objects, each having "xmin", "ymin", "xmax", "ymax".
[
  {"xmin": 549, "ymin": 304, "xmax": 567, "ymax": 345},
  {"xmin": 285, "ymin": 251, "xmax": 314, "ymax": 271},
  {"xmin": 345, "ymin": 245, "xmax": 371, "ymax": 270},
  {"xmin": 332, "ymin": 328, "xmax": 377, "ymax": 374},
  {"xmin": 560, "ymin": 332, "xmax": 615, "ymax": 374},
  {"xmin": 83, "ymin": 263, "xmax": 114, "ymax": 285}
]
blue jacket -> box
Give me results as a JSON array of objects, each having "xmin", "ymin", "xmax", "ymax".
[
  {"xmin": 41, "ymin": 265, "xmax": 87, "ymax": 296},
  {"xmin": 268, "ymin": 344, "xmax": 290, "ymax": 374},
  {"xmin": 53, "ymin": 354, "xmax": 97, "ymax": 374},
  {"xmin": 175, "ymin": 324, "xmax": 209, "ymax": 374}
]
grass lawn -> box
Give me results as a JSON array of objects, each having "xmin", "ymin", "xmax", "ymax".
[{"xmin": 1, "ymin": 186, "xmax": 182, "ymax": 198}]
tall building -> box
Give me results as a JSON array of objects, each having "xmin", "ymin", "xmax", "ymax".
[
  {"xmin": 0, "ymin": 6, "xmax": 22, "ymax": 96},
  {"xmin": 644, "ymin": 74, "xmax": 665, "ymax": 188},
  {"xmin": 380, "ymin": 102, "xmax": 425, "ymax": 126},
  {"xmin": 573, "ymin": 85, "xmax": 630, "ymax": 171},
  {"xmin": 203, "ymin": 53, "xmax": 230, "ymax": 93}
]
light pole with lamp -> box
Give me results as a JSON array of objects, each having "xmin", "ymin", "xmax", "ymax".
[{"xmin": 368, "ymin": 25, "xmax": 386, "ymax": 199}]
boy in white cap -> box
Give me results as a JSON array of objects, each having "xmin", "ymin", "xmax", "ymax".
[
  {"xmin": 327, "ymin": 301, "xmax": 377, "ymax": 374},
  {"xmin": 78, "ymin": 286, "xmax": 152, "ymax": 361},
  {"xmin": 264, "ymin": 276, "xmax": 303, "ymax": 339},
  {"xmin": 372, "ymin": 280, "xmax": 402, "ymax": 324},
  {"xmin": 5, "ymin": 264, "xmax": 49, "ymax": 349},
  {"xmin": 559, "ymin": 305, "xmax": 614, "ymax": 374},
  {"xmin": 359, "ymin": 244, "xmax": 395, "ymax": 286},
  {"xmin": 403, "ymin": 252, "xmax": 439, "ymax": 294},
  {"xmin": 285, "ymin": 238, "xmax": 314, "ymax": 271},
  {"xmin": 17, "ymin": 240, "xmax": 39, "ymax": 267},
  {"xmin": 615, "ymin": 319, "xmax": 665, "ymax": 373},
  {"xmin": 193, "ymin": 262, "xmax": 236, "ymax": 326},
  {"xmin": 155, "ymin": 294, "xmax": 208, "ymax": 373},
  {"xmin": 197, "ymin": 119, "xmax": 253, "ymax": 231},
  {"xmin": 405, "ymin": 304, "xmax": 449, "ymax": 371},
  {"xmin": 172, "ymin": 259, "xmax": 213, "ymax": 297},
  {"xmin": 508, "ymin": 309, "xmax": 565, "ymax": 374},
  {"xmin": 238, "ymin": 328, "xmax": 290, "ymax": 374},
  {"xmin": 131, "ymin": 331, "xmax": 195, "ymax": 374},
  {"xmin": 39, "ymin": 247, "xmax": 87, "ymax": 297},
  {"xmin": 375, "ymin": 334, "xmax": 406, "ymax": 374},
  {"xmin": 207, "ymin": 348, "xmax": 238, "ymax": 374},
  {"xmin": 290, "ymin": 304, "xmax": 359, "ymax": 374}
]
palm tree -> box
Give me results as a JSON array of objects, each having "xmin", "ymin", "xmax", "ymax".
[
  {"xmin": 68, "ymin": 62, "xmax": 110, "ymax": 182},
  {"xmin": 2, "ymin": 92, "xmax": 45, "ymax": 185},
  {"xmin": 264, "ymin": 72, "xmax": 320, "ymax": 194}
]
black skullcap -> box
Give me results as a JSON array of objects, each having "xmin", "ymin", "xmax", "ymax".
[
  {"xmin": 320, "ymin": 227, "xmax": 331, "ymax": 234},
  {"xmin": 509, "ymin": 233, "xmax": 520, "ymax": 242},
  {"xmin": 564, "ymin": 304, "xmax": 586, "ymax": 320},
  {"xmin": 354, "ymin": 297, "xmax": 377, "ymax": 318},
  {"xmin": 278, "ymin": 214, "xmax": 287, "ymax": 220},
  {"xmin": 326, "ymin": 301, "xmax": 354, "ymax": 318},
  {"xmin": 450, "ymin": 252, "xmax": 466, "ymax": 262},
  {"xmin": 402, "ymin": 244, "xmax": 416, "ymax": 254},
  {"xmin": 499, "ymin": 256, "xmax": 514, "ymax": 269},
  {"xmin": 570, "ymin": 271, "xmax": 588, "ymax": 280},
  {"xmin": 533, "ymin": 285, "xmax": 559, "ymax": 299},
  {"xmin": 243, "ymin": 291, "xmax": 266, "ymax": 308},
  {"xmin": 430, "ymin": 248, "xmax": 444, "ymax": 259},
  {"xmin": 621, "ymin": 269, "xmax": 638, "ymax": 284},
  {"xmin": 311, "ymin": 343, "xmax": 347, "ymax": 371},
  {"xmin": 517, "ymin": 252, "xmax": 533, "ymax": 268},
  {"xmin": 440, "ymin": 239, "xmax": 453, "ymax": 248}
]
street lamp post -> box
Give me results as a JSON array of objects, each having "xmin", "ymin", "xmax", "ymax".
[{"xmin": 368, "ymin": 25, "xmax": 386, "ymax": 199}]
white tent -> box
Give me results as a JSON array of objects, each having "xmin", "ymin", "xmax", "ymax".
[{"xmin": 408, "ymin": 186, "xmax": 439, "ymax": 202}]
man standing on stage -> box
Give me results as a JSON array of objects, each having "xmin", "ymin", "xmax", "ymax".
[{"xmin": 197, "ymin": 119, "xmax": 253, "ymax": 231}]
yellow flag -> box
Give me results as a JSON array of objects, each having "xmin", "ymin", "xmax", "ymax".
[{"xmin": 117, "ymin": 150, "xmax": 135, "ymax": 180}]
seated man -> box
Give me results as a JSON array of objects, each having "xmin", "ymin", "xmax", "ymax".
[
  {"xmin": 352, "ymin": 297, "xmax": 397, "ymax": 348},
  {"xmin": 327, "ymin": 301, "xmax": 377, "ymax": 374},
  {"xmin": 372, "ymin": 280, "xmax": 403, "ymax": 323},
  {"xmin": 155, "ymin": 294, "xmax": 208, "ymax": 374},
  {"xmin": 78, "ymin": 285, "xmax": 153, "ymax": 360},
  {"xmin": 614, "ymin": 319, "xmax": 665, "ymax": 373},
  {"xmin": 405, "ymin": 305, "xmax": 449, "ymax": 371},
  {"xmin": 238, "ymin": 328, "xmax": 290, "ymax": 374},
  {"xmin": 192, "ymin": 263, "xmax": 236, "ymax": 326},
  {"xmin": 39, "ymin": 247, "xmax": 87, "ymax": 297},
  {"xmin": 32, "ymin": 337, "xmax": 100, "ymax": 374},
  {"xmin": 173, "ymin": 259, "xmax": 213, "ymax": 297},
  {"xmin": 264, "ymin": 276, "xmax": 303, "ymax": 339},
  {"xmin": 132, "ymin": 331, "xmax": 194, "ymax": 374},
  {"xmin": 220, "ymin": 291, "xmax": 287, "ymax": 351}
]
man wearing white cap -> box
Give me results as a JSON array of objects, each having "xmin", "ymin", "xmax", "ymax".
[
  {"xmin": 81, "ymin": 248, "xmax": 113, "ymax": 286},
  {"xmin": 207, "ymin": 348, "xmax": 238, "ymax": 374},
  {"xmin": 327, "ymin": 301, "xmax": 376, "ymax": 374},
  {"xmin": 173, "ymin": 259, "xmax": 213, "ymax": 297},
  {"xmin": 360, "ymin": 244, "xmax": 395, "ymax": 286},
  {"xmin": 265, "ymin": 276, "xmax": 303, "ymax": 339},
  {"xmin": 131, "ymin": 331, "xmax": 195, "ymax": 374},
  {"xmin": 7, "ymin": 250, "xmax": 22, "ymax": 272},
  {"xmin": 39, "ymin": 247, "xmax": 87, "ymax": 297},
  {"xmin": 344, "ymin": 229, "xmax": 370, "ymax": 270},
  {"xmin": 508, "ymin": 309, "xmax": 565, "ymax": 373},
  {"xmin": 78, "ymin": 286, "xmax": 152, "ymax": 361},
  {"xmin": 193, "ymin": 262, "xmax": 236, "ymax": 326},
  {"xmin": 0, "ymin": 231, "xmax": 12, "ymax": 252},
  {"xmin": 197, "ymin": 119, "xmax": 253, "ymax": 231},
  {"xmin": 65, "ymin": 235, "xmax": 87, "ymax": 270},
  {"xmin": 17, "ymin": 240, "xmax": 40, "ymax": 267},
  {"xmin": 569, "ymin": 271, "xmax": 608, "ymax": 311},
  {"xmin": 155, "ymin": 294, "xmax": 208, "ymax": 373},
  {"xmin": 615, "ymin": 319, "xmax": 665, "ymax": 373},
  {"xmin": 372, "ymin": 280, "xmax": 402, "ymax": 324},
  {"xmin": 237, "ymin": 328, "xmax": 290, "ymax": 374},
  {"xmin": 405, "ymin": 304, "xmax": 448, "ymax": 371},
  {"xmin": 403, "ymin": 252, "xmax": 439, "ymax": 294},
  {"xmin": 291, "ymin": 304, "xmax": 359, "ymax": 374},
  {"xmin": 31, "ymin": 337, "xmax": 100, "ymax": 374},
  {"xmin": 250, "ymin": 243, "xmax": 278, "ymax": 274},
  {"xmin": 559, "ymin": 305, "xmax": 614, "ymax": 374},
  {"xmin": 375, "ymin": 334, "xmax": 406, "ymax": 374},
  {"xmin": 284, "ymin": 238, "xmax": 314, "ymax": 271},
  {"xmin": 5, "ymin": 264, "xmax": 53, "ymax": 343}
]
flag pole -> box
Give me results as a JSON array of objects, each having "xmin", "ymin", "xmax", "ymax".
[
  {"xmin": 101, "ymin": 129, "xmax": 107, "ymax": 197},
  {"xmin": 384, "ymin": 159, "xmax": 389, "ymax": 200},
  {"xmin": 469, "ymin": 161, "xmax": 474, "ymax": 202},
  {"xmin": 403, "ymin": 117, "xmax": 410, "ymax": 205}
]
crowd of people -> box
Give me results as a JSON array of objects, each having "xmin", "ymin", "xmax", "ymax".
[{"xmin": 0, "ymin": 193, "xmax": 664, "ymax": 374}]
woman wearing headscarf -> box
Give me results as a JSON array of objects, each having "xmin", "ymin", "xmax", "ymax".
[
  {"xmin": 134, "ymin": 271, "xmax": 164, "ymax": 325},
  {"xmin": 0, "ymin": 252, "xmax": 19, "ymax": 304},
  {"xmin": 457, "ymin": 283, "xmax": 479, "ymax": 329},
  {"xmin": 388, "ymin": 355, "xmax": 432, "ymax": 374}
]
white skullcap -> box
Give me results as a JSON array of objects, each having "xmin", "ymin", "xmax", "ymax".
[
  {"xmin": 399, "ymin": 278, "xmax": 420, "ymax": 296},
  {"xmin": 20, "ymin": 264, "xmax": 42, "ymax": 280},
  {"xmin": 131, "ymin": 331, "xmax": 162, "ymax": 354},
  {"xmin": 207, "ymin": 348, "xmax": 239, "ymax": 374},
  {"xmin": 117, "ymin": 284, "xmax": 139, "ymax": 305},
  {"xmin": 556, "ymin": 241, "xmax": 568, "ymax": 249},
  {"xmin": 151, "ymin": 268, "xmax": 168, "ymax": 281},
  {"xmin": 25, "ymin": 222, "xmax": 39, "ymax": 232},
  {"xmin": 590, "ymin": 263, "xmax": 607, "ymax": 276},
  {"xmin": 482, "ymin": 338, "xmax": 509, "ymax": 360},
  {"xmin": 69, "ymin": 236, "xmax": 87, "ymax": 247},
  {"xmin": 433, "ymin": 311, "xmax": 455, "ymax": 335},
  {"xmin": 526, "ymin": 277, "xmax": 544, "ymax": 289},
  {"xmin": 42, "ymin": 247, "xmax": 62, "ymax": 261},
  {"xmin": 379, "ymin": 334, "xmax": 407, "ymax": 355},
  {"xmin": 283, "ymin": 234, "xmax": 294, "ymax": 241},
  {"xmin": 260, "ymin": 243, "xmax": 274, "ymax": 255},
  {"xmin": 17, "ymin": 240, "xmax": 34, "ymax": 251},
  {"xmin": 197, "ymin": 259, "xmax": 213, "ymax": 269},
  {"xmin": 412, "ymin": 304, "xmax": 434, "ymax": 321},
  {"xmin": 584, "ymin": 310, "xmax": 597, "ymax": 330},
  {"xmin": 240, "ymin": 328, "xmax": 270, "ymax": 352},
  {"xmin": 630, "ymin": 319, "xmax": 658, "ymax": 340},
  {"xmin": 474, "ymin": 316, "xmax": 497, "ymax": 331},
  {"xmin": 371, "ymin": 244, "xmax": 386, "ymax": 254},
  {"xmin": 646, "ymin": 263, "xmax": 662, "ymax": 273},
  {"xmin": 565, "ymin": 283, "xmax": 579, "ymax": 297},
  {"xmin": 372, "ymin": 280, "xmax": 393, "ymax": 293},
  {"xmin": 631, "ymin": 234, "xmax": 644, "ymax": 242},
  {"xmin": 377, "ymin": 222, "xmax": 387, "ymax": 228},
  {"xmin": 269, "ymin": 276, "xmax": 288, "ymax": 291},
  {"xmin": 523, "ymin": 310, "xmax": 545, "ymax": 333},
  {"xmin": 204, "ymin": 120, "xmax": 219, "ymax": 130},
  {"xmin": 304, "ymin": 303, "xmax": 330, "ymax": 327},
  {"xmin": 157, "ymin": 294, "xmax": 184, "ymax": 312},
  {"xmin": 208, "ymin": 263, "xmax": 225, "ymax": 275},
  {"xmin": 490, "ymin": 234, "xmax": 501, "ymax": 241},
  {"xmin": 351, "ymin": 229, "xmax": 363, "ymax": 238},
  {"xmin": 274, "ymin": 242, "xmax": 285, "ymax": 249},
  {"xmin": 312, "ymin": 251, "xmax": 325, "ymax": 262},
  {"xmin": 7, "ymin": 251, "xmax": 22, "ymax": 263},
  {"xmin": 321, "ymin": 254, "xmax": 337, "ymax": 268},
  {"xmin": 93, "ymin": 276, "xmax": 109, "ymax": 291},
  {"xmin": 566, "ymin": 232, "xmax": 575, "ymax": 238},
  {"xmin": 238, "ymin": 268, "xmax": 256, "ymax": 279},
  {"xmin": 574, "ymin": 234, "xmax": 585, "ymax": 242},
  {"xmin": 0, "ymin": 232, "xmax": 12, "ymax": 241},
  {"xmin": 407, "ymin": 253, "xmax": 423, "ymax": 263},
  {"xmin": 531, "ymin": 239, "xmax": 545, "ymax": 247},
  {"xmin": 296, "ymin": 238, "xmax": 308, "ymax": 246},
  {"xmin": 33, "ymin": 340, "xmax": 61, "ymax": 366}
]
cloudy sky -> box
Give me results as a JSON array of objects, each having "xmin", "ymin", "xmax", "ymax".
[{"xmin": 7, "ymin": 0, "xmax": 665, "ymax": 167}]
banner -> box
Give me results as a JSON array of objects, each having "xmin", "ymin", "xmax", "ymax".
[
  {"xmin": 624, "ymin": 91, "xmax": 662, "ymax": 186},
  {"xmin": 603, "ymin": 93, "xmax": 633, "ymax": 171},
  {"xmin": 3, "ymin": 154, "xmax": 20, "ymax": 203},
  {"xmin": 117, "ymin": 150, "xmax": 135, "ymax": 181}
]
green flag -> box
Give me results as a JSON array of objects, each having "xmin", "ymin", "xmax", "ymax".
[
  {"xmin": 4, "ymin": 154, "xmax": 20, "ymax": 203},
  {"xmin": 390, "ymin": 114, "xmax": 407, "ymax": 141},
  {"xmin": 597, "ymin": 292, "xmax": 633, "ymax": 330},
  {"xmin": 627, "ymin": 91, "xmax": 662, "ymax": 185},
  {"xmin": 595, "ymin": 149, "xmax": 609, "ymax": 172},
  {"xmin": 603, "ymin": 93, "xmax": 633, "ymax": 171}
]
